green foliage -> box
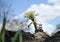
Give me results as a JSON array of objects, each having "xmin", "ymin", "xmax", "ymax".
[
  {"xmin": 11, "ymin": 31, "xmax": 19, "ymax": 42},
  {"xmin": 0, "ymin": 0, "xmax": 23, "ymax": 42},
  {"xmin": 24, "ymin": 11, "xmax": 38, "ymax": 21},
  {"xmin": 19, "ymin": 30, "xmax": 23, "ymax": 42},
  {"xmin": 12, "ymin": 30, "xmax": 23, "ymax": 42},
  {"xmin": 0, "ymin": 33, "xmax": 1, "ymax": 42},
  {"xmin": 1, "ymin": 15, "xmax": 6, "ymax": 42}
]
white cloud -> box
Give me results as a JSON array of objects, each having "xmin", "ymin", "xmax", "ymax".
[
  {"xmin": 24, "ymin": 20, "xmax": 35, "ymax": 34},
  {"xmin": 12, "ymin": 16, "xmax": 19, "ymax": 20},
  {"xmin": 11, "ymin": 3, "xmax": 60, "ymax": 35},
  {"xmin": 21, "ymin": 3, "xmax": 60, "ymax": 36},
  {"xmin": 5, "ymin": 21, "xmax": 28, "ymax": 31},
  {"xmin": 12, "ymin": 3, "xmax": 60, "ymax": 22},
  {"xmin": 26, "ymin": 4, "xmax": 60, "ymax": 22},
  {"xmin": 48, "ymin": 0, "xmax": 60, "ymax": 5},
  {"xmin": 8, "ymin": 2, "xmax": 60, "ymax": 36},
  {"xmin": 42, "ymin": 22, "xmax": 56, "ymax": 36}
]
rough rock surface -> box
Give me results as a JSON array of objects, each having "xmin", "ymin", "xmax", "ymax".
[{"xmin": 44, "ymin": 31, "xmax": 60, "ymax": 42}]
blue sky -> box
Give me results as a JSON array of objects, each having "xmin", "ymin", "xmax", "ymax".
[
  {"xmin": 5, "ymin": 0, "xmax": 48, "ymax": 15},
  {"xmin": 0, "ymin": 0, "xmax": 60, "ymax": 36}
]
